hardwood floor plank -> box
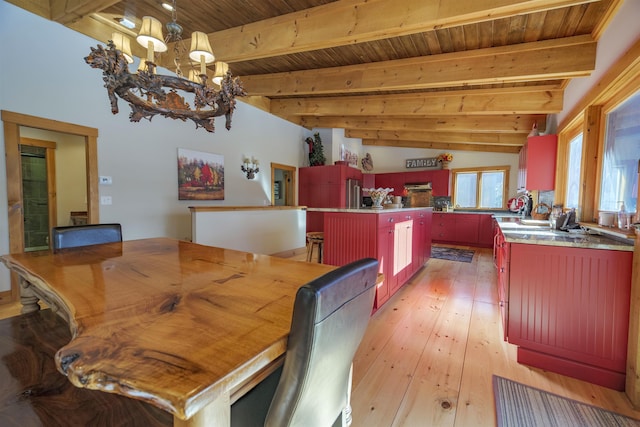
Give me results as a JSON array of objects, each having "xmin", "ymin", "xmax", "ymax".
[
  {"xmin": 351, "ymin": 274, "xmax": 450, "ymax": 426},
  {"xmin": 454, "ymin": 299, "xmax": 514, "ymax": 426},
  {"xmin": 392, "ymin": 295, "xmax": 473, "ymax": 427}
]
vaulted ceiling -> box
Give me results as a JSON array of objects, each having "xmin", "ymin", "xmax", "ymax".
[{"xmin": 8, "ymin": 0, "xmax": 621, "ymax": 153}]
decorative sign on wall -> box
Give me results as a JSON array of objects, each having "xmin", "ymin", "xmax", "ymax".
[{"xmin": 405, "ymin": 157, "xmax": 438, "ymax": 169}]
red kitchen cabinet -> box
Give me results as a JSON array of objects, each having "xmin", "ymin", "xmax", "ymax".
[
  {"xmin": 494, "ymin": 227, "xmax": 510, "ymax": 341},
  {"xmin": 477, "ymin": 214, "xmax": 495, "ymax": 247},
  {"xmin": 371, "ymin": 170, "xmax": 450, "ymax": 198},
  {"xmin": 429, "ymin": 170, "xmax": 450, "ymax": 197},
  {"xmin": 401, "ymin": 170, "xmax": 450, "ymax": 196},
  {"xmin": 518, "ymin": 135, "xmax": 557, "ymax": 191},
  {"xmin": 432, "ymin": 213, "xmax": 493, "ymax": 247},
  {"xmin": 376, "ymin": 223, "xmax": 393, "ymax": 307},
  {"xmin": 412, "ymin": 209, "xmax": 432, "ymax": 269},
  {"xmin": 404, "ymin": 171, "xmax": 426, "ymax": 184},
  {"xmin": 431, "ymin": 213, "xmax": 454, "ymax": 241},
  {"xmin": 507, "ymin": 243, "xmax": 633, "ymax": 390},
  {"xmin": 452, "ymin": 214, "xmax": 479, "ymax": 243},
  {"xmin": 299, "ymin": 164, "xmax": 363, "ymax": 208},
  {"xmin": 362, "ymin": 173, "xmax": 375, "ymax": 193},
  {"xmin": 306, "ymin": 210, "xmax": 324, "ymax": 233},
  {"xmin": 374, "ymin": 173, "xmax": 406, "ymax": 195}
]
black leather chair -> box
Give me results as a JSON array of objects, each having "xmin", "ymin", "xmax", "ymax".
[
  {"xmin": 231, "ymin": 257, "xmax": 379, "ymax": 427},
  {"xmin": 51, "ymin": 223, "xmax": 122, "ymax": 253}
]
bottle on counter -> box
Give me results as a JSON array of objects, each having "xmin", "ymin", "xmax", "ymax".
[{"xmin": 618, "ymin": 201, "xmax": 627, "ymax": 229}]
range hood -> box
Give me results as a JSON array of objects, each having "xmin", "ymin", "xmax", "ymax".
[{"xmin": 404, "ymin": 183, "xmax": 432, "ymax": 191}]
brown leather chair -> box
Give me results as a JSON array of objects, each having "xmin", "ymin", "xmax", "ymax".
[
  {"xmin": 51, "ymin": 223, "xmax": 122, "ymax": 253},
  {"xmin": 232, "ymin": 257, "xmax": 379, "ymax": 427}
]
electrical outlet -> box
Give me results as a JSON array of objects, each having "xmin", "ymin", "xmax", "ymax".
[
  {"xmin": 100, "ymin": 196, "xmax": 112, "ymax": 205},
  {"xmin": 99, "ymin": 176, "xmax": 112, "ymax": 185}
]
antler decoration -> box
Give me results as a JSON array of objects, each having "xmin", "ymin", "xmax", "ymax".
[{"xmin": 85, "ymin": 41, "xmax": 246, "ymax": 133}]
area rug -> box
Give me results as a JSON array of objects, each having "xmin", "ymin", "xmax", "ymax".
[
  {"xmin": 431, "ymin": 247, "xmax": 474, "ymax": 263},
  {"xmin": 493, "ymin": 375, "xmax": 640, "ymax": 427}
]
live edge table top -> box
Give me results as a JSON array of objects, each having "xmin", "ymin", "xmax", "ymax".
[{"xmin": 0, "ymin": 238, "xmax": 335, "ymax": 423}]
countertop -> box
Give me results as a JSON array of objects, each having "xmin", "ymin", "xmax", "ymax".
[
  {"xmin": 190, "ymin": 205, "xmax": 305, "ymax": 212},
  {"xmin": 496, "ymin": 217, "xmax": 634, "ymax": 251},
  {"xmin": 432, "ymin": 210, "xmax": 516, "ymax": 216},
  {"xmin": 306, "ymin": 207, "xmax": 432, "ymax": 214}
]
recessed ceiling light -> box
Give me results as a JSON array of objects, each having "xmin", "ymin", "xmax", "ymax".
[
  {"xmin": 119, "ymin": 17, "xmax": 136, "ymax": 29},
  {"xmin": 162, "ymin": 2, "xmax": 175, "ymax": 12}
]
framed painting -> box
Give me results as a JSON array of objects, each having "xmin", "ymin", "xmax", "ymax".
[{"xmin": 177, "ymin": 148, "xmax": 224, "ymax": 200}]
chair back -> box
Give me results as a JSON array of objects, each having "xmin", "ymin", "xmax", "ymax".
[
  {"xmin": 265, "ymin": 258, "xmax": 378, "ymax": 427},
  {"xmin": 51, "ymin": 224, "xmax": 122, "ymax": 253}
]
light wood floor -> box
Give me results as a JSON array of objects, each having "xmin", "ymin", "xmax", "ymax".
[
  {"xmin": 348, "ymin": 246, "xmax": 640, "ymax": 426},
  {"xmin": 2, "ymin": 245, "xmax": 640, "ymax": 426}
]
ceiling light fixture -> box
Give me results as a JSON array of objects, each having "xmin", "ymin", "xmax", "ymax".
[
  {"xmin": 118, "ymin": 17, "xmax": 136, "ymax": 29},
  {"xmin": 85, "ymin": 0, "xmax": 245, "ymax": 133}
]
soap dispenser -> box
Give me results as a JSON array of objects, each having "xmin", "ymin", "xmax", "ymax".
[{"xmin": 618, "ymin": 201, "xmax": 627, "ymax": 229}]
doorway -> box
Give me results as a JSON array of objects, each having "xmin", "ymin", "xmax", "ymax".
[
  {"xmin": 271, "ymin": 163, "xmax": 296, "ymax": 206},
  {"xmin": 20, "ymin": 138, "xmax": 57, "ymax": 252},
  {"xmin": 2, "ymin": 110, "xmax": 99, "ymax": 302}
]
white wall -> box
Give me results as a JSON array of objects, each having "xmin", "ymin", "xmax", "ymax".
[{"xmin": 0, "ymin": 1, "xmax": 305, "ymax": 291}]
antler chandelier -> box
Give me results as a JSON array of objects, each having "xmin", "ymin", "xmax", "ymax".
[{"xmin": 85, "ymin": 0, "xmax": 246, "ymax": 133}]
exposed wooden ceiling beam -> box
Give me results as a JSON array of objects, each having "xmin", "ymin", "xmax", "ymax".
[
  {"xmin": 50, "ymin": 0, "xmax": 120, "ymax": 24},
  {"xmin": 242, "ymin": 36, "xmax": 596, "ymax": 96},
  {"xmin": 299, "ymin": 115, "xmax": 547, "ymax": 133},
  {"xmin": 271, "ymin": 86, "xmax": 563, "ymax": 117},
  {"xmin": 346, "ymin": 129, "xmax": 526, "ymax": 145},
  {"xmin": 362, "ymin": 139, "xmax": 522, "ymax": 153},
  {"xmin": 161, "ymin": 0, "xmax": 598, "ymax": 65}
]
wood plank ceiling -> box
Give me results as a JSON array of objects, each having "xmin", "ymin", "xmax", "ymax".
[{"xmin": 9, "ymin": 0, "xmax": 620, "ymax": 153}]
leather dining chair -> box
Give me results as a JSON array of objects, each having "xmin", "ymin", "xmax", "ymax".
[
  {"xmin": 231, "ymin": 257, "xmax": 379, "ymax": 427},
  {"xmin": 51, "ymin": 223, "xmax": 122, "ymax": 253}
]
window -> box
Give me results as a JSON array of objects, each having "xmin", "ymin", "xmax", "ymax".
[
  {"xmin": 452, "ymin": 167, "xmax": 509, "ymax": 209},
  {"xmin": 565, "ymin": 133, "xmax": 583, "ymax": 209},
  {"xmin": 599, "ymin": 90, "xmax": 640, "ymax": 213}
]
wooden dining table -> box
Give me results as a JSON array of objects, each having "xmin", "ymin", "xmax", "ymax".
[{"xmin": 0, "ymin": 238, "xmax": 335, "ymax": 426}]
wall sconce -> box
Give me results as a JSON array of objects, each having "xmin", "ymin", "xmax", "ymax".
[{"xmin": 241, "ymin": 156, "xmax": 259, "ymax": 179}]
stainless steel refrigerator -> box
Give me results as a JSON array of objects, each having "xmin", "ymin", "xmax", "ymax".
[{"xmin": 346, "ymin": 179, "xmax": 361, "ymax": 209}]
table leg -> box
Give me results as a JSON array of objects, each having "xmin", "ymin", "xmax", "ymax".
[
  {"xmin": 174, "ymin": 391, "xmax": 231, "ymax": 427},
  {"xmin": 19, "ymin": 277, "xmax": 40, "ymax": 314}
]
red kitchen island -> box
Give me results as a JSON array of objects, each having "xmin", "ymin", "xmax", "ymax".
[{"xmin": 307, "ymin": 207, "xmax": 432, "ymax": 310}]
